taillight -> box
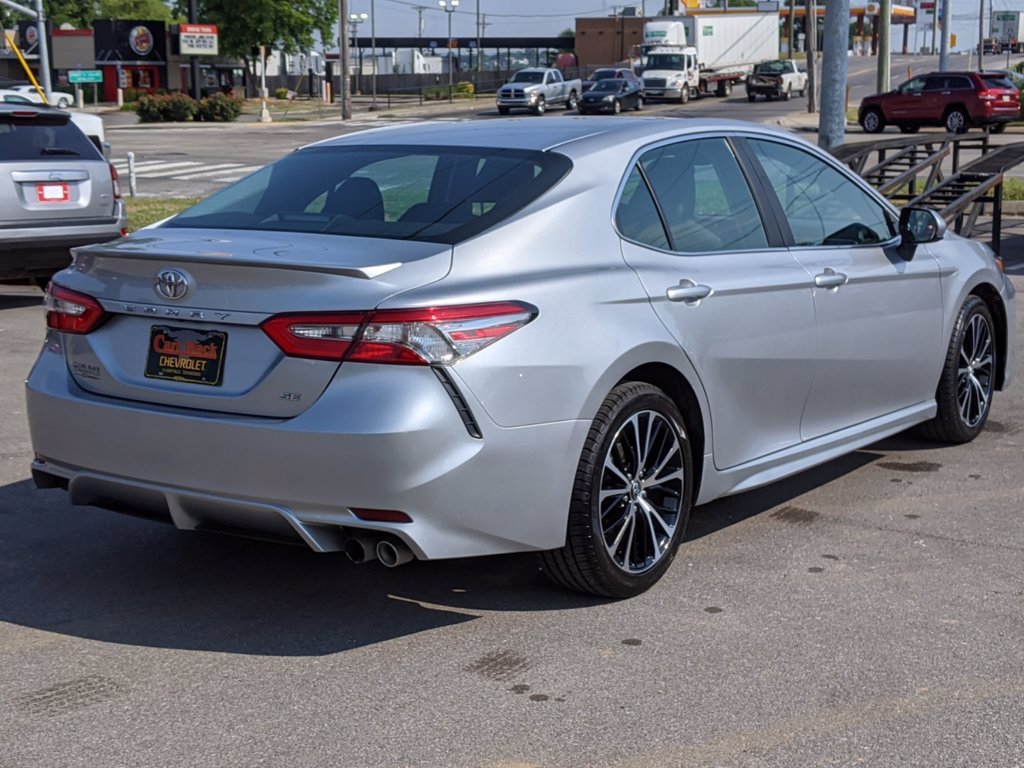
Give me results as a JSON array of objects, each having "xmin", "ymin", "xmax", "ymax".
[
  {"xmin": 978, "ymin": 90, "xmax": 997, "ymax": 101},
  {"xmin": 109, "ymin": 163, "xmax": 122, "ymax": 199},
  {"xmin": 44, "ymin": 284, "xmax": 108, "ymax": 334},
  {"xmin": 262, "ymin": 302, "xmax": 536, "ymax": 366},
  {"xmin": 261, "ymin": 312, "xmax": 368, "ymax": 361}
]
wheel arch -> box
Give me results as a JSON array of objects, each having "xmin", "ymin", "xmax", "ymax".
[
  {"xmin": 970, "ymin": 282, "xmax": 1011, "ymax": 390},
  {"xmin": 614, "ymin": 362, "xmax": 707, "ymax": 501},
  {"xmin": 943, "ymin": 103, "xmax": 971, "ymax": 123}
]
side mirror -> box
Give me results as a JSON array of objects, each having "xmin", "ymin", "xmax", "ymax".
[{"xmin": 898, "ymin": 207, "xmax": 946, "ymax": 260}]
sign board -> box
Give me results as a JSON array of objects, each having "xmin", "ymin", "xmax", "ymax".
[
  {"xmin": 179, "ymin": 23, "xmax": 218, "ymax": 56},
  {"xmin": 68, "ymin": 70, "xmax": 104, "ymax": 83}
]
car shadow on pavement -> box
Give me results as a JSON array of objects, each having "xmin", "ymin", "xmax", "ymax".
[
  {"xmin": 0, "ymin": 431, "xmax": 952, "ymax": 656},
  {"xmin": 0, "ymin": 478, "xmax": 606, "ymax": 657},
  {"xmin": 0, "ymin": 291, "xmax": 43, "ymax": 310}
]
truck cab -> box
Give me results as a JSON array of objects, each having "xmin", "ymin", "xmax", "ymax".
[{"xmin": 640, "ymin": 49, "xmax": 699, "ymax": 102}]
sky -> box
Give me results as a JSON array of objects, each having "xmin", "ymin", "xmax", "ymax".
[{"xmin": 346, "ymin": 0, "xmax": 1024, "ymax": 55}]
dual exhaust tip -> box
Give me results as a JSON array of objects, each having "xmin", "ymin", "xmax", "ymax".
[{"xmin": 343, "ymin": 533, "xmax": 415, "ymax": 568}]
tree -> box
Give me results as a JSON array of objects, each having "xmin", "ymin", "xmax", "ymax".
[
  {"xmin": 44, "ymin": 0, "xmax": 97, "ymax": 28},
  {"xmin": 173, "ymin": 0, "xmax": 337, "ymax": 56},
  {"xmin": 98, "ymin": 0, "xmax": 180, "ymax": 22}
]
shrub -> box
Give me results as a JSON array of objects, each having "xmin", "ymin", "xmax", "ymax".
[
  {"xmin": 197, "ymin": 92, "xmax": 243, "ymax": 122},
  {"xmin": 122, "ymin": 87, "xmax": 147, "ymax": 103},
  {"xmin": 136, "ymin": 92, "xmax": 198, "ymax": 122},
  {"xmin": 423, "ymin": 85, "xmax": 446, "ymax": 101},
  {"xmin": 274, "ymin": 86, "xmax": 290, "ymax": 100},
  {"xmin": 456, "ymin": 81, "xmax": 475, "ymax": 97}
]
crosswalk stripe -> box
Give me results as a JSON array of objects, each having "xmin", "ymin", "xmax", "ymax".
[
  {"xmin": 141, "ymin": 163, "xmax": 242, "ymax": 179},
  {"xmin": 113, "ymin": 160, "xmax": 203, "ymax": 174},
  {"xmin": 111, "ymin": 158, "xmax": 189, "ymax": 169},
  {"xmin": 173, "ymin": 165, "xmax": 265, "ymax": 181}
]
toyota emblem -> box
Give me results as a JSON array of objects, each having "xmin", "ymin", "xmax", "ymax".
[{"xmin": 155, "ymin": 268, "xmax": 191, "ymax": 301}]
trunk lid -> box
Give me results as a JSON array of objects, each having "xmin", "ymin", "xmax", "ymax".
[{"xmin": 58, "ymin": 229, "xmax": 452, "ymax": 417}]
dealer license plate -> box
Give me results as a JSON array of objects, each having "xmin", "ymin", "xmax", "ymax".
[
  {"xmin": 36, "ymin": 182, "xmax": 69, "ymax": 203},
  {"xmin": 144, "ymin": 325, "xmax": 227, "ymax": 386}
]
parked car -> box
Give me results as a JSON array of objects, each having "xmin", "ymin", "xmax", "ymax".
[
  {"xmin": 745, "ymin": 59, "xmax": 807, "ymax": 101},
  {"xmin": 859, "ymin": 71, "xmax": 1020, "ymax": 134},
  {"xmin": 578, "ymin": 78, "xmax": 644, "ymax": 113},
  {"xmin": 0, "ymin": 88, "xmax": 34, "ymax": 104},
  {"xmin": 0, "ymin": 104, "xmax": 125, "ymax": 284},
  {"xmin": 581, "ymin": 67, "xmax": 642, "ymax": 93},
  {"xmin": 7, "ymin": 84, "xmax": 75, "ymax": 109},
  {"xmin": 26, "ymin": 118, "xmax": 1015, "ymax": 598},
  {"xmin": 495, "ymin": 68, "xmax": 582, "ymax": 115}
]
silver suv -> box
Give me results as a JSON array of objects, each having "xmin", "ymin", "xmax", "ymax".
[{"xmin": 0, "ymin": 104, "xmax": 125, "ymax": 285}]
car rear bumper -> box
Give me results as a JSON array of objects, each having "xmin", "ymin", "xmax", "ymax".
[
  {"xmin": 0, "ymin": 210, "xmax": 126, "ymax": 279},
  {"xmin": 26, "ymin": 337, "xmax": 589, "ymax": 560}
]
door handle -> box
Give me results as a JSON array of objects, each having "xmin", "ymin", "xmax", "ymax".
[
  {"xmin": 813, "ymin": 268, "xmax": 848, "ymax": 289},
  {"xmin": 666, "ymin": 279, "xmax": 712, "ymax": 304}
]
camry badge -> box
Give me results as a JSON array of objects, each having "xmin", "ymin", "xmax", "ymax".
[{"xmin": 155, "ymin": 268, "xmax": 191, "ymax": 301}]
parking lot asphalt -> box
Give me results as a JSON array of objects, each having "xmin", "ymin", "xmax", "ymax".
[{"xmin": 2, "ymin": 90, "xmax": 1024, "ymax": 765}]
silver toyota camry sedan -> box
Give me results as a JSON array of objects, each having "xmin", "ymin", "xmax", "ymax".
[{"xmin": 26, "ymin": 118, "xmax": 1016, "ymax": 598}]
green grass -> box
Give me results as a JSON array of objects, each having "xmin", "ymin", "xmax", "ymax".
[{"xmin": 125, "ymin": 197, "xmax": 199, "ymax": 232}]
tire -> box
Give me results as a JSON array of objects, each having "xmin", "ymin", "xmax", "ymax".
[
  {"xmin": 747, "ymin": 92, "xmax": 756, "ymax": 102},
  {"xmin": 944, "ymin": 107, "xmax": 969, "ymax": 134},
  {"xmin": 680, "ymin": 87, "xmax": 689, "ymax": 104},
  {"xmin": 860, "ymin": 108, "xmax": 885, "ymax": 133},
  {"xmin": 990, "ymin": 122, "xmax": 1008, "ymax": 134},
  {"xmin": 919, "ymin": 296, "xmax": 997, "ymax": 444},
  {"xmin": 533, "ymin": 96, "xmax": 546, "ymax": 116},
  {"xmin": 716, "ymin": 79, "xmax": 732, "ymax": 97},
  {"xmin": 539, "ymin": 382, "xmax": 693, "ymax": 598},
  {"xmin": 565, "ymin": 91, "xmax": 578, "ymax": 111},
  {"xmin": 497, "ymin": 106, "xmax": 510, "ymax": 115},
  {"xmin": 782, "ymin": 85, "xmax": 791, "ymax": 101},
  {"xmin": 612, "ymin": 98, "xmax": 621, "ymax": 114},
  {"xmin": 635, "ymin": 96, "xmax": 644, "ymax": 111},
  {"xmin": 898, "ymin": 124, "xmax": 920, "ymax": 133},
  {"xmin": 56, "ymin": 97, "xmax": 71, "ymax": 108},
  {"xmin": 578, "ymin": 105, "xmax": 587, "ymax": 114}
]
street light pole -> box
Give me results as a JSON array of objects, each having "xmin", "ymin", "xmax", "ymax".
[
  {"xmin": 370, "ymin": 0, "xmax": 379, "ymax": 110},
  {"xmin": 349, "ymin": 13, "xmax": 367, "ymax": 94},
  {"xmin": 439, "ymin": 0, "xmax": 459, "ymax": 94}
]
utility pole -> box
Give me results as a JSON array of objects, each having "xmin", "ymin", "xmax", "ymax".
[
  {"xmin": 805, "ymin": 0, "xmax": 816, "ymax": 113},
  {"xmin": 188, "ymin": 0, "xmax": 201, "ymax": 100},
  {"xmin": 877, "ymin": 0, "xmax": 891, "ymax": 93},
  {"xmin": 929, "ymin": 0, "xmax": 939, "ymax": 54},
  {"xmin": 370, "ymin": 0, "xmax": 377, "ymax": 110},
  {"xmin": 978, "ymin": 0, "xmax": 985, "ymax": 71},
  {"xmin": 819, "ymin": 0, "xmax": 850, "ymax": 151},
  {"xmin": 938, "ymin": 0, "xmax": 951, "ymax": 70},
  {"xmin": 787, "ymin": 0, "xmax": 795, "ymax": 56},
  {"xmin": 1, "ymin": 0, "xmax": 55, "ymax": 102},
  {"xmin": 476, "ymin": 0, "xmax": 481, "ymax": 72},
  {"xmin": 339, "ymin": 0, "xmax": 351, "ymax": 119}
]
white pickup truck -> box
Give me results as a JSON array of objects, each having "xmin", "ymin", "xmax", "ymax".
[
  {"xmin": 496, "ymin": 68, "xmax": 582, "ymax": 115},
  {"xmin": 745, "ymin": 60, "xmax": 808, "ymax": 102}
]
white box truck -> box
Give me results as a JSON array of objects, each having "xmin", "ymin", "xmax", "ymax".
[
  {"xmin": 990, "ymin": 11, "xmax": 1024, "ymax": 53},
  {"xmin": 640, "ymin": 13, "xmax": 779, "ymax": 102}
]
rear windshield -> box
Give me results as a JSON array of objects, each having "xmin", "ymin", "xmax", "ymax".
[
  {"xmin": 981, "ymin": 74, "xmax": 1017, "ymax": 90},
  {"xmin": 164, "ymin": 144, "xmax": 572, "ymax": 244},
  {"xmin": 755, "ymin": 61, "xmax": 787, "ymax": 74},
  {"xmin": 0, "ymin": 115, "xmax": 102, "ymax": 161}
]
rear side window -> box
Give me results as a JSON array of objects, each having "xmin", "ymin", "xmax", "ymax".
[
  {"xmin": 164, "ymin": 145, "xmax": 571, "ymax": 245},
  {"xmin": 637, "ymin": 138, "xmax": 769, "ymax": 253},
  {"xmin": 0, "ymin": 116, "xmax": 101, "ymax": 161}
]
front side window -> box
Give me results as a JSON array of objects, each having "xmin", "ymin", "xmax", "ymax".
[
  {"xmin": 898, "ymin": 77, "xmax": 927, "ymax": 95},
  {"xmin": 164, "ymin": 145, "xmax": 571, "ymax": 245},
  {"xmin": 637, "ymin": 138, "xmax": 769, "ymax": 253},
  {"xmin": 748, "ymin": 139, "xmax": 895, "ymax": 247}
]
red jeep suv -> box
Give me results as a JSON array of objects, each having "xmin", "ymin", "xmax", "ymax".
[{"xmin": 859, "ymin": 71, "xmax": 1020, "ymax": 134}]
